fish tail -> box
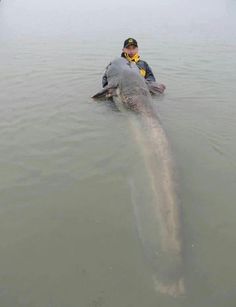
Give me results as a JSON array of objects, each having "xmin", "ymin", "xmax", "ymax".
[{"xmin": 153, "ymin": 275, "xmax": 185, "ymax": 297}]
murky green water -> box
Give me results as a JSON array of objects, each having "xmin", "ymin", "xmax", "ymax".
[{"xmin": 1, "ymin": 0, "xmax": 236, "ymax": 306}]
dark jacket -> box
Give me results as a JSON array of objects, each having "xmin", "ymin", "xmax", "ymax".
[{"xmin": 102, "ymin": 53, "xmax": 156, "ymax": 88}]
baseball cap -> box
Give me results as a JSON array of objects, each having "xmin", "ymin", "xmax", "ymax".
[{"xmin": 123, "ymin": 38, "xmax": 138, "ymax": 48}]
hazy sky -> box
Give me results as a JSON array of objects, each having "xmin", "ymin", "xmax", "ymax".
[{"xmin": 0, "ymin": 0, "xmax": 235, "ymax": 42}]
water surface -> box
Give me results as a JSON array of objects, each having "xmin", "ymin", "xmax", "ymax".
[{"xmin": 1, "ymin": 0, "xmax": 236, "ymax": 306}]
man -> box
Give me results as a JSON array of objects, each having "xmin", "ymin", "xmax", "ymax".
[{"xmin": 102, "ymin": 38, "xmax": 156, "ymax": 88}]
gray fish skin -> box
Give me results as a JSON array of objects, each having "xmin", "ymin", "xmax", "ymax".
[{"xmin": 92, "ymin": 57, "xmax": 185, "ymax": 297}]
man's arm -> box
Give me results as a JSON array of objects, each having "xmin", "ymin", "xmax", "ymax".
[
  {"xmin": 102, "ymin": 63, "xmax": 111, "ymax": 87},
  {"xmin": 102, "ymin": 72, "xmax": 108, "ymax": 87},
  {"xmin": 145, "ymin": 62, "xmax": 156, "ymax": 82}
]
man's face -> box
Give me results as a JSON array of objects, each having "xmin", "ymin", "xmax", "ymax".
[{"xmin": 123, "ymin": 45, "xmax": 138, "ymax": 57}]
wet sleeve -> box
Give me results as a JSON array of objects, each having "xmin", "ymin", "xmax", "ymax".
[
  {"xmin": 145, "ymin": 62, "xmax": 156, "ymax": 82},
  {"xmin": 102, "ymin": 72, "xmax": 108, "ymax": 88},
  {"xmin": 102, "ymin": 63, "xmax": 111, "ymax": 88}
]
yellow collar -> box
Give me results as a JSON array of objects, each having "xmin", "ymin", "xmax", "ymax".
[{"xmin": 124, "ymin": 53, "xmax": 140, "ymax": 63}]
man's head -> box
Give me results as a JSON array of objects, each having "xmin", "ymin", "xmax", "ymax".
[{"xmin": 123, "ymin": 38, "xmax": 138, "ymax": 58}]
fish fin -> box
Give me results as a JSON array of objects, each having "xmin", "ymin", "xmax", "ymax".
[
  {"xmin": 146, "ymin": 82, "xmax": 166, "ymax": 95},
  {"xmin": 91, "ymin": 87, "xmax": 117, "ymax": 99}
]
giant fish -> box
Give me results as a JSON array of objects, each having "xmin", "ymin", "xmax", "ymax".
[{"xmin": 92, "ymin": 57, "xmax": 185, "ymax": 297}]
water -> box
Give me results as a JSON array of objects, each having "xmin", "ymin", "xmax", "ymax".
[{"xmin": 1, "ymin": 0, "xmax": 236, "ymax": 306}]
